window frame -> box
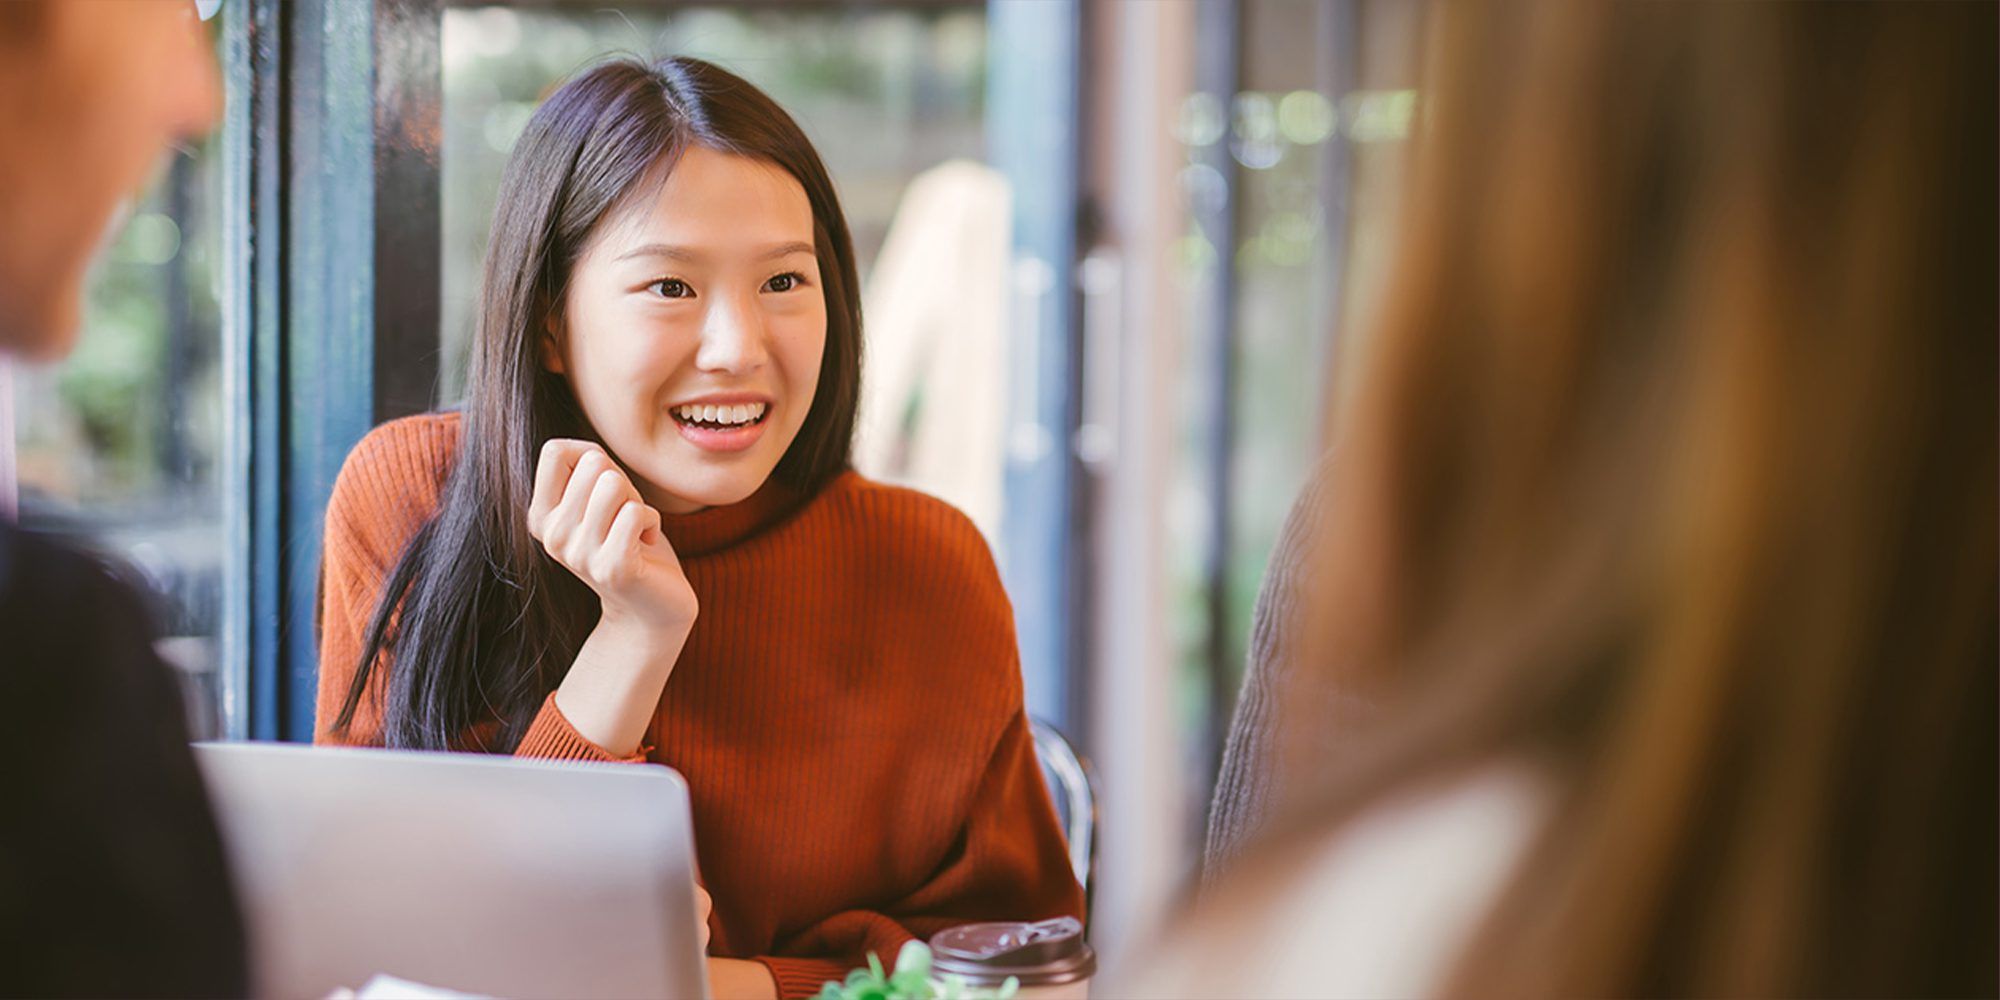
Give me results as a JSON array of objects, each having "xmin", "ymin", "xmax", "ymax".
[{"xmin": 220, "ymin": 0, "xmax": 442, "ymax": 742}]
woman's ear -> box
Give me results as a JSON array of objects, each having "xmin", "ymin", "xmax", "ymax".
[{"xmin": 540, "ymin": 313, "xmax": 566, "ymax": 375}]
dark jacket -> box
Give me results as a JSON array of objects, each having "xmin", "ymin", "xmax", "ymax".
[{"xmin": 0, "ymin": 518, "xmax": 248, "ymax": 998}]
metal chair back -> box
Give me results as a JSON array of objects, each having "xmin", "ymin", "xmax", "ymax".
[{"xmin": 1029, "ymin": 718, "xmax": 1096, "ymax": 898}]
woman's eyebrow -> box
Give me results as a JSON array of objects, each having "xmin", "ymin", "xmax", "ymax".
[{"xmin": 614, "ymin": 241, "xmax": 815, "ymax": 264}]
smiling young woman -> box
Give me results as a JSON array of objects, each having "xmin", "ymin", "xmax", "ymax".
[{"xmin": 313, "ymin": 58, "xmax": 1082, "ymax": 999}]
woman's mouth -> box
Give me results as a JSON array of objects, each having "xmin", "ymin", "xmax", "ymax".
[{"xmin": 669, "ymin": 401, "xmax": 771, "ymax": 452}]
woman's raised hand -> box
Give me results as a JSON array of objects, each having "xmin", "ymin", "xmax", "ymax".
[{"xmin": 528, "ymin": 439, "xmax": 698, "ymax": 633}]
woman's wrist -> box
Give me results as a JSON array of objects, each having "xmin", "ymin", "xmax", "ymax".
[
  {"xmin": 590, "ymin": 608, "xmax": 693, "ymax": 660},
  {"xmin": 706, "ymin": 957, "xmax": 779, "ymax": 1000},
  {"xmin": 549, "ymin": 615, "xmax": 690, "ymax": 757}
]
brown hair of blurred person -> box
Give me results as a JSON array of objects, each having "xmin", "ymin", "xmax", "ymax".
[
  {"xmin": 1239, "ymin": 3, "xmax": 1993, "ymax": 997},
  {"xmin": 0, "ymin": 0, "xmax": 219, "ymax": 360}
]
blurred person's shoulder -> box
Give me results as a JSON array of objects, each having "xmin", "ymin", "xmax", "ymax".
[
  {"xmin": 0, "ymin": 516, "xmax": 183, "ymax": 778},
  {"xmin": 0, "ymin": 519, "xmax": 160, "ymax": 670},
  {"xmin": 1116, "ymin": 766, "xmax": 1549, "ymax": 1000},
  {"xmin": 325, "ymin": 411, "xmax": 463, "ymax": 571},
  {"xmin": 0, "ymin": 518, "xmax": 251, "ymax": 996}
]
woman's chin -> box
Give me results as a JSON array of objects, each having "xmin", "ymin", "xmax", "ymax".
[
  {"xmin": 643, "ymin": 468, "xmax": 771, "ymax": 514},
  {"xmin": 621, "ymin": 431, "xmax": 791, "ymax": 513}
]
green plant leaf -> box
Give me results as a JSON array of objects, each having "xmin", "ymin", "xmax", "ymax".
[
  {"xmin": 889, "ymin": 969, "xmax": 931, "ymax": 997},
  {"xmin": 895, "ymin": 940, "xmax": 934, "ymax": 979}
]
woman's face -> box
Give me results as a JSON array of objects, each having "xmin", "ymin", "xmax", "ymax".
[{"xmin": 552, "ymin": 146, "xmax": 827, "ymax": 514}]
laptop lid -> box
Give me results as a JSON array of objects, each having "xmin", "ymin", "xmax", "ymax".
[{"xmin": 194, "ymin": 742, "xmax": 708, "ymax": 1000}]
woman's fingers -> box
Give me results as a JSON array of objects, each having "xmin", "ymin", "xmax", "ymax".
[
  {"xmin": 603, "ymin": 500, "xmax": 650, "ymax": 560},
  {"xmin": 635, "ymin": 504, "xmax": 681, "ymax": 572},
  {"xmin": 694, "ymin": 884, "xmax": 713, "ymax": 951},
  {"xmin": 533, "ymin": 440, "xmax": 602, "ymax": 541},
  {"xmin": 526, "ymin": 440, "xmax": 691, "ymax": 628},
  {"xmin": 595, "ymin": 502, "xmax": 667, "ymax": 586},
  {"xmin": 639, "ymin": 503, "xmax": 665, "ymax": 550},
  {"xmin": 541, "ymin": 448, "xmax": 612, "ymax": 549},
  {"xmin": 528, "ymin": 438, "xmax": 593, "ymax": 537},
  {"xmin": 574, "ymin": 467, "xmax": 637, "ymax": 557}
]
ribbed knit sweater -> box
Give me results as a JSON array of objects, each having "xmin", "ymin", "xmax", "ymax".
[{"xmin": 314, "ymin": 412, "xmax": 1083, "ymax": 998}]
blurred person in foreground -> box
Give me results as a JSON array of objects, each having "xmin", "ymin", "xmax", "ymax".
[
  {"xmin": 1146, "ymin": 3, "xmax": 1995, "ymax": 997},
  {"xmin": 0, "ymin": 2, "xmax": 243, "ymax": 997}
]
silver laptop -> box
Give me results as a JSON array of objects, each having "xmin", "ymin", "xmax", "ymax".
[{"xmin": 194, "ymin": 742, "xmax": 710, "ymax": 1000}]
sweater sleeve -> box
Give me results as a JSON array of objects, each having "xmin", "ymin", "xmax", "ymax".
[
  {"xmin": 753, "ymin": 708, "xmax": 1086, "ymax": 999},
  {"xmin": 312, "ymin": 422, "xmax": 419, "ymax": 747},
  {"xmin": 312, "ymin": 416, "xmax": 643, "ymax": 763},
  {"xmin": 1205, "ymin": 452, "xmax": 1376, "ymax": 881}
]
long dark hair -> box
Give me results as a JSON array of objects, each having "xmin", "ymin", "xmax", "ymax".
[
  {"xmin": 332, "ymin": 57, "xmax": 862, "ymax": 750},
  {"xmin": 1202, "ymin": 3, "xmax": 1993, "ymax": 997}
]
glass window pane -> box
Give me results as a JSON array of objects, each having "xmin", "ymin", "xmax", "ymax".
[{"xmin": 1164, "ymin": 0, "xmax": 1422, "ymax": 797}]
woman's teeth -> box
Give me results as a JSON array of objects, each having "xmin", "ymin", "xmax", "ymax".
[{"xmin": 672, "ymin": 402, "xmax": 769, "ymax": 428}]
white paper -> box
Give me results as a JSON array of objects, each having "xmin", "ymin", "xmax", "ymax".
[{"xmin": 353, "ymin": 973, "xmax": 491, "ymax": 1000}]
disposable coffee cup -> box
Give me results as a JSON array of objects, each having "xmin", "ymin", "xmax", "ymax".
[{"xmin": 930, "ymin": 917, "xmax": 1095, "ymax": 1000}]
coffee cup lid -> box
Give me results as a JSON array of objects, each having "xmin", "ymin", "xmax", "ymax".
[{"xmin": 930, "ymin": 917, "xmax": 1096, "ymax": 986}]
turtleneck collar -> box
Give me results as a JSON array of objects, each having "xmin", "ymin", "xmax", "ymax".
[{"xmin": 657, "ymin": 471, "xmax": 830, "ymax": 558}]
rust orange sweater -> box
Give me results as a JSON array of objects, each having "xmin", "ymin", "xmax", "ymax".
[{"xmin": 314, "ymin": 412, "xmax": 1084, "ymax": 998}]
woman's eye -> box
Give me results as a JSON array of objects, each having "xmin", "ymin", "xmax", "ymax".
[
  {"xmin": 763, "ymin": 272, "xmax": 804, "ymax": 293},
  {"xmin": 648, "ymin": 278, "xmax": 694, "ymax": 299}
]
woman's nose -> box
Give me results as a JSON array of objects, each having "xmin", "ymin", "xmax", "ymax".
[{"xmin": 693, "ymin": 294, "xmax": 771, "ymax": 374}]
